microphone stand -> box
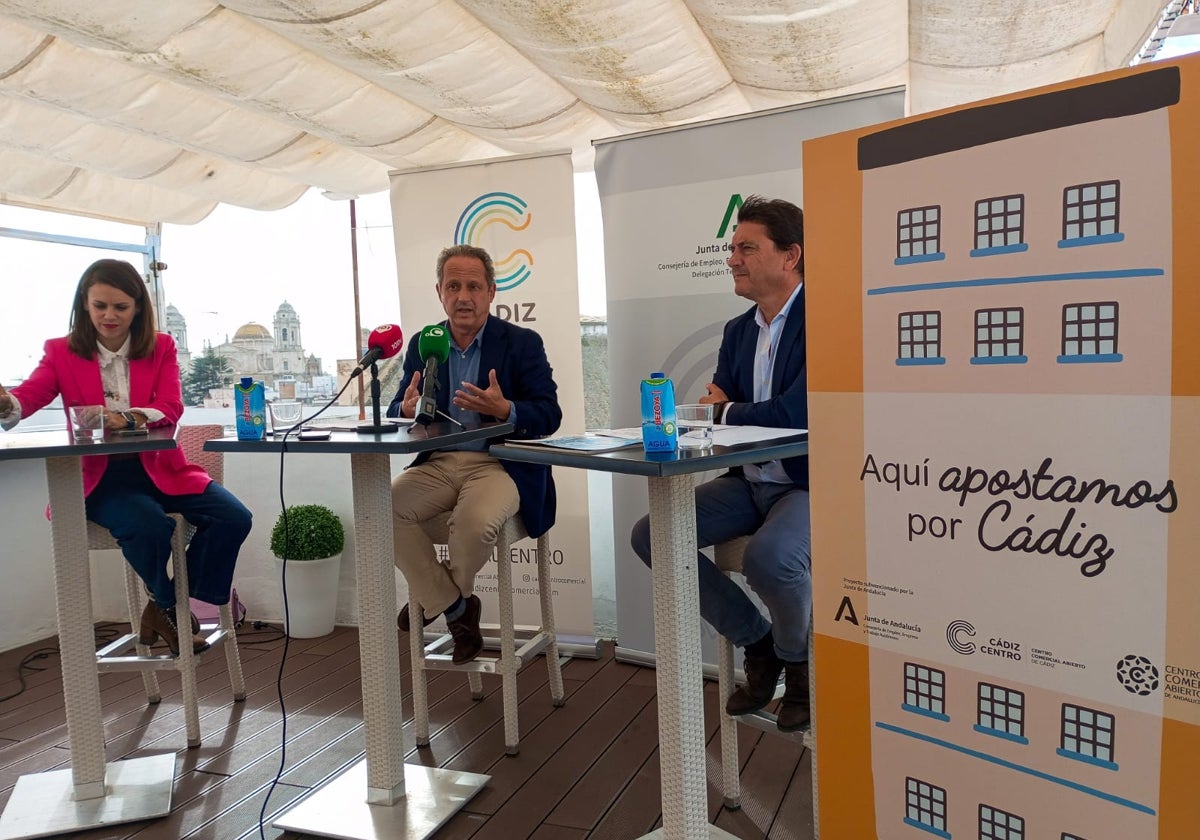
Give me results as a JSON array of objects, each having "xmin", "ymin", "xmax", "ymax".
[
  {"xmin": 436, "ymin": 409, "xmax": 464, "ymax": 429},
  {"xmin": 355, "ymin": 360, "xmax": 400, "ymax": 434}
]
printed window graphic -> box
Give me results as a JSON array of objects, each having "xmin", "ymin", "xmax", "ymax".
[
  {"xmin": 902, "ymin": 663, "xmax": 949, "ymax": 721},
  {"xmin": 1059, "ymin": 302, "xmax": 1122, "ymax": 363},
  {"xmin": 904, "ymin": 777, "xmax": 949, "ymax": 838},
  {"xmin": 972, "ymin": 308, "xmax": 1027, "ymax": 364},
  {"xmin": 896, "ymin": 205, "xmax": 944, "ymax": 264},
  {"xmin": 972, "ymin": 194, "xmax": 1027, "ymax": 256},
  {"xmin": 1058, "ymin": 703, "xmax": 1117, "ymax": 770},
  {"xmin": 974, "ymin": 682, "xmax": 1028, "ymax": 744},
  {"xmin": 1060, "ymin": 180, "xmax": 1123, "ymax": 247},
  {"xmin": 897, "ymin": 311, "xmax": 944, "ymax": 365},
  {"xmin": 855, "ymin": 65, "xmax": 1178, "ymax": 840},
  {"xmin": 979, "ymin": 804, "xmax": 1024, "ymax": 840}
]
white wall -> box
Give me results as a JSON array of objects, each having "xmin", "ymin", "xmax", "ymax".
[
  {"xmin": 219, "ymin": 450, "xmax": 415, "ymax": 632},
  {"xmin": 0, "ymin": 460, "xmax": 57, "ymax": 651}
]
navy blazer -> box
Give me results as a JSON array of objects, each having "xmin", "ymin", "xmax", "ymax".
[
  {"xmin": 387, "ymin": 315, "xmax": 563, "ymax": 537},
  {"xmin": 712, "ymin": 286, "xmax": 809, "ymax": 488}
]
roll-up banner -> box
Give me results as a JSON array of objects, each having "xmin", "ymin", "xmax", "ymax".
[
  {"xmin": 389, "ymin": 151, "xmax": 594, "ymax": 645},
  {"xmin": 595, "ymin": 90, "xmax": 906, "ymax": 667},
  {"xmin": 805, "ymin": 59, "xmax": 1200, "ymax": 838}
]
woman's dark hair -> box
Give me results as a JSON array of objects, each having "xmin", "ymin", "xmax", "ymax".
[
  {"xmin": 737, "ymin": 195, "xmax": 805, "ymax": 276},
  {"xmin": 68, "ymin": 259, "xmax": 157, "ymax": 359}
]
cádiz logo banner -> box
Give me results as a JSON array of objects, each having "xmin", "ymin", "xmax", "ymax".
[{"xmin": 454, "ymin": 192, "xmax": 534, "ymax": 292}]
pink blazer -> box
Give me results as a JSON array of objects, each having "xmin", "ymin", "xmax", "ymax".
[{"xmin": 12, "ymin": 334, "xmax": 212, "ymax": 498}]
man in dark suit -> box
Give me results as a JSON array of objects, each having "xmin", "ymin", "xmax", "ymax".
[
  {"xmin": 388, "ymin": 244, "xmax": 561, "ymax": 664},
  {"xmin": 632, "ymin": 195, "xmax": 811, "ymax": 731}
]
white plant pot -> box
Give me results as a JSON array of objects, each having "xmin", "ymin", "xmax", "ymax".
[{"xmin": 275, "ymin": 553, "xmax": 341, "ymax": 638}]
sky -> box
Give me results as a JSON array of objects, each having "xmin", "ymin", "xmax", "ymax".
[
  {"xmin": 1159, "ymin": 34, "xmax": 1200, "ymax": 61},
  {"xmin": 0, "ymin": 173, "xmax": 607, "ymax": 384}
]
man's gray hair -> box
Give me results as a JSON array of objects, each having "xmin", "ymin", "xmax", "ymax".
[{"xmin": 436, "ymin": 244, "xmax": 496, "ymax": 286}]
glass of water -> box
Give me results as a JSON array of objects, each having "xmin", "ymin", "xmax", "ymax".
[
  {"xmin": 676, "ymin": 403, "xmax": 714, "ymax": 450},
  {"xmin": 69, "ymin": 404, "xmax": 105, "ymax": 441},
  {"xmin": 268, "ymin": 399, "xmax": 303, "ymax": 433}
]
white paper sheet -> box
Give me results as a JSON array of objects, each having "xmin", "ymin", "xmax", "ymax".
[{"xmin": 711, "ymin": 425, "xmax": 807, "ymax": 446}]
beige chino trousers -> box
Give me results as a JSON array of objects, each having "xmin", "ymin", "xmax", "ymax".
[{"xmin": 391, "ymin": 450, "xmax": 520, "ymax": 616}]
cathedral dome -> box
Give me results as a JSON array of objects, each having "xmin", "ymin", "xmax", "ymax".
[{"xmin": 233, "ymin": 322, "xmax": 271, "ymax": 341}]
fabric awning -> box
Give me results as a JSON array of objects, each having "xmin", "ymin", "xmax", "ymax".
[{"xmin": 0, "ymin": 0, "xmax": 1171, "ymax": 224}]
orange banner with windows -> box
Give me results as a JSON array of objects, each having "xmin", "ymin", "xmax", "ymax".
[{"xmin": 806, "ymin": 57, "xmax": 1200, "ymax": 839}]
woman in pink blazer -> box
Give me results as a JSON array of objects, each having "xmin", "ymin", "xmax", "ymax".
[{"xmin": 0, "ymin": 260, "xmax": 251, "ymax": 656}]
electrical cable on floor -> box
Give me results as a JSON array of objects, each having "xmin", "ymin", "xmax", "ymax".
[
  {"xmin": 257, "ymin": 378, "xmax": 356, "ymax": 840},
  {"xmin": 0, "ymin": 623, "xmax": 150, "ymax": 703},
  {"xmin": 0, "ymin": 646, "xmax": 60, "ymax": 703},
  {"xmin": 235, "ymin": 622, "xmax": 287, "ymax": 649}
]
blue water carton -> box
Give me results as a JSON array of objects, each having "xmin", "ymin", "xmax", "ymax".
[
  {"xmin": 234, "ymin": 377, "xmax": 266, "ymax": 440},
  {"xmin": 640, "ymin": 372, "xmax": 677, "ymax": 453}
]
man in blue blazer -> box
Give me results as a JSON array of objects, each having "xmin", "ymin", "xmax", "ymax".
[
  {"xmin": 388, "ymin": 244, "xmax": 561, "ymax": 664},
  {"xmin": 632, "ymin": 196, "xmax": 811, "ymax": 731}
]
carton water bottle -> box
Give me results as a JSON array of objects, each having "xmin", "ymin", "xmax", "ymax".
[
  {"xmin": 640, "ymin": 372, "xmax": 678, "ymax": 453},
  {"xmin": 234, "ymin": 377, "xmax": 266, "ymax": 440}
]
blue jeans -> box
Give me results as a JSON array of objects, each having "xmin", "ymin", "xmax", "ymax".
[
  {"xmin": 85, "ymin": 459, "xmax": 252, "ymax": 609},
  {"xmin": 631, "ymin": 473, "xmax": 812, "ymax": 662}
]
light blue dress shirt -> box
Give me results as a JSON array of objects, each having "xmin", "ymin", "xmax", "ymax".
[
  {"xmin": 744, "ymin": 282, "xmax": 803, "ymax": 485},
  {"xmin": 444, "ymin": 328, "xmax": 517, "ymax": 452}
]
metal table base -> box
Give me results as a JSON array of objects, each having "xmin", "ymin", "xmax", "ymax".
[
  {"xmin": 273, "ymin": 760, "xmax": 489, "ymax": 840},
  {"xmin": 206, "ymin": 424, "xmax": 512, "ymax": 840},
  {"xmin": 0, "ymin": 754, "xmax": 176, "ymax": 840}
]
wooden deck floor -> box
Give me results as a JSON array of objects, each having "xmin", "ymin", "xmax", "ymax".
[{"xmin": 0, "ymin": 624, "xmax": 813, "ymax": 840}]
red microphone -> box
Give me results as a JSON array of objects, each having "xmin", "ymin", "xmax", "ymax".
[
  {"xmin": 353, "ymin": 324, "xmax": 403, "ymax": 374},
  {"xmin": 353, "ymin": 323, "xmax": 404, "ymax": 434}
]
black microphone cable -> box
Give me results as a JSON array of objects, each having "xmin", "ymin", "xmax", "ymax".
[{"xmin": 257, "ymin": 376, "xmax": 358, "ymax": 839}]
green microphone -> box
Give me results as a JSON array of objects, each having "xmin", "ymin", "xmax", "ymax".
[{"xmin": 415, "ymin": 324, "xmax": 451, "ymax": 425}]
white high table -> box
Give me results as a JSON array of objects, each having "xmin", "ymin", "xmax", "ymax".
[
  {"xmin": 492, "ymin": 433, "xmax": 809, "ymax": 840},
  {"xmin": 206, "ymin": 421, "xmax": 511, "ymax": 840},
  {"xmin": 0, "ymin": 427, "xmax": 180, "ymax": 840}
]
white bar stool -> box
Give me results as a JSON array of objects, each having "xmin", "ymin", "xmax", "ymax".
[
  {"xmin": 712, "ymin": 536, "xmax": 815, "ymax": 812},
  {"xmin": 408, "ymin": 514, "xmax": 565, "ymax": 755},
  {"xmin": 89, "ymin": 425, "xmax": 246, "ymax": 748}
]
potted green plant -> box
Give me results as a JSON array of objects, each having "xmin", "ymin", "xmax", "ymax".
[{"xmin": 270, "ymin": 504, "xmax": 345, "ymax": 638}]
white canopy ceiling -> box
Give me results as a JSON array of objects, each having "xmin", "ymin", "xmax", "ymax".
[{"xmin": 0, "ymin": 0, "xmax": 1171, "ymax": 225}]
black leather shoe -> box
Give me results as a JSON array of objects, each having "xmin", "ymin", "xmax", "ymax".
[
  {"xmin": 397, "ymin": 602, "xmax": 438, "ymax": 633},
  {"xmin": 777, "ymin": 662, "xmax": 811, "ymax": 732},
  {"xmin": 446, "ymin": 595, "xmax": 483, "ymax": 665},
  {"xmin": 726, "ymin": 648, "xmax": 784, "ymax": 716}
]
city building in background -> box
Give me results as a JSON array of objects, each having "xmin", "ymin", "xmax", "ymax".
[{"xmin": 167, "ymin": 300, "xmax": 332, "ymax": 404}]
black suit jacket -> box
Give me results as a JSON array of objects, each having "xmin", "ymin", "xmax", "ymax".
[
  {"xmin": 712, "ymin": 286, "xmax": 809, "ymax": 488},
  {"xmin": 388, "ymin": 315, "xmax": 562, "ymax": 536}
]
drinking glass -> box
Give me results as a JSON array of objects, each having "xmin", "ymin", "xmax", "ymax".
[
  {"xmin": 676, "ymin": 403, "xmax": 714, "ymax": 449},
  {"xmin": 268, "ymin": 399, "xmax": 303, "ymax": 433},
  {"xmin": 69, "ymin": 405, "xmax": 105, "ymax": 441}
]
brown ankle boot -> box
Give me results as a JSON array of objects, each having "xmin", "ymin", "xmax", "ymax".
[
  {"xmin": 777, "ymin": 662, "xmax": 811, "ymax": 732},
  {"xmin": 144, "ymin": 584, "xmax": 201, "ymax": 634},
  {"xmin": 139, "ymin": 601, "xmax": 209, "ymax": 656},
  {"xmin": 726, "ymin": 648, "xmax": 785, "ymax": 716}
]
